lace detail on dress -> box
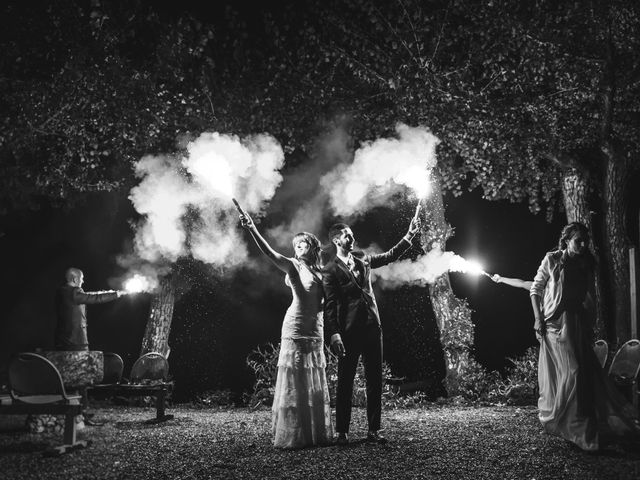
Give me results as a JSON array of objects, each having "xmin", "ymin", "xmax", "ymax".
[{"xmin": 272, "ymin": 337, "xmax": 333, "ymax": 448}]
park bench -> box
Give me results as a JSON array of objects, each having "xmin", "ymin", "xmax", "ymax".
[
  {"xmin": 89, "ymin": 351, "xmax": 174, "ymax": 424},
  {"xmin": 0, "ymin": 352, "xmax": 87, "ymax": 455}
]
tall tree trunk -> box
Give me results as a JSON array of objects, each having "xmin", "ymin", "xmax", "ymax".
[
  {"xmin": 602, "ymin": 149, "xmax": 630, "ymax": 345},
  {"xmin": 599, "ymin": 28, "xmax": 631, "ymax": 345},
  {"xmin": 561, "ymin": 169, "xmax": 607, "ymax": 339},
  {"xmin": 419, "ymin": 170, "xmax": 474, "ymax": 395},
  {"xmin": 140, "ymin": 273, "xmax": 176, "ymax": 358}
]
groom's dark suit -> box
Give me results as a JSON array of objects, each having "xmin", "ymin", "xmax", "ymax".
[{"xmin": 322, "ymin": 237, "xmax": 412, "ymax": 434}]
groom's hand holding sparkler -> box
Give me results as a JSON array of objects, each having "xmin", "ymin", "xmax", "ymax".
[{"xmin": 404, "ymin": 202, "xmax": 422, "ymax": 242}]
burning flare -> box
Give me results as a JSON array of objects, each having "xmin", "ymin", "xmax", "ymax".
[
  {"xmin": 325, "ymin": 123, "xmax": 439, "ymax": 216},
  {"xmin": 124, "ymin": 274, "xmax": 156, "ymax": 294},
  {"xmin": 448, "ymin": 257, "xmax": 489, "ymax": 277},
  {"xmin": 372, "ymin": 247, "xmax": 490, "ymax": 288}
]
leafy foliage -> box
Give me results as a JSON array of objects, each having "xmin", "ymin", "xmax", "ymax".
[
  {"xmin": 245, "ymin": 342, "xmax": 279, "ymax": 406},
  {"xmin": 256, "ymin": 0, "xmax": 639, "ymax": 211},
  {"xmin": 245, "ymin": 340, "xmax": 539, "ymax": 407},
  {"xmin": 448, "ymin": 352, "xmax": 502, "ymax": 402},
  {"xmin": 0, "ymin": 1, "xmax": 255, "ymax": 213},
  {"xmin": 489, "ymin": 346, "xmax": 540, "ymax": 406},
  {"xmin": 446, "ymin": 346, "xmax": 539, "ymax": 405},
  {"xmin": 246, "ymin": 341, "xmax": 398, "ymax": 408}
]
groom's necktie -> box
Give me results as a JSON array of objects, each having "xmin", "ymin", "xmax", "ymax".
[{"xmin": 346, "ymin": 256, "xmax": 361, "ymax": 282}]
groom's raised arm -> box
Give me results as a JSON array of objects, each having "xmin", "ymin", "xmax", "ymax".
[
  {"xmin": 369, "ymin": 236, "xmax": 414, "ymax": 269},
  {"xmin": 369, "ymin": 216, "xmax": 420, "ymax": 269}
]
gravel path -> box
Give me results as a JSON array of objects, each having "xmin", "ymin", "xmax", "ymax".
[{"xmin": 1, "ymin": 404, "xmax": 639, "ymax": 479}]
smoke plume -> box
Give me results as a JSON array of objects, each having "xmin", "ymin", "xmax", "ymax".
[
  {"xmin": 266, "ymin": 123, "xmax": 352, "ymax": 248},
  {"xmin": 126, "ymin": 132, "xmax": 285, "ymax": 279},
  {"xmin": 323, "ymin": 123, "xmax": 439, "ymax": 217},
  {"xmin": 373, "ymin": 246, "xmax": 483, "ymax": 288}
]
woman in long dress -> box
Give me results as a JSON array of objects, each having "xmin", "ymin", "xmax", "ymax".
[
  {"xmin": 530, "ymin": 222, "xmax": 640, "ymax": 451},
  {"xmin": 240, "ymin": 212, "xmax": 333, "ymax": 449}
]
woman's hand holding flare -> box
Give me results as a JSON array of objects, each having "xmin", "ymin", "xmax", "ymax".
[
  {"xmin": 239, "ymin": 211, "xmax": 255, "ymax": 230},
  {"xmin": 233, "ymin": 198, "xmax": 256, "ymax": 231}
]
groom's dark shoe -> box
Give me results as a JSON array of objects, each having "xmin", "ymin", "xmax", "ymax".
[
  {"xmin": 336, "ymin": 433, "xmax": 349, "ymax": 446},
  {"xmin": 367, "ymin": 430, "xmax": 388, "ymax": 444}
]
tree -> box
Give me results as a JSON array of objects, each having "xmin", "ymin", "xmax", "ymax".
[
  {"xmin": 250, "ymin": 0, "xmax": 640, "ymax": 349},
  {"xmin": 0, "ymin": 1, "xmax": 258, "ymax": 360}
]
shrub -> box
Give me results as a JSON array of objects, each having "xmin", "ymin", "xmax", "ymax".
[
  {"xmin": 245, "ymin": 342, "xmax": 279, "ymax": 407},
  {"xmin": 448, "ymin": 352, "xmax": 502, "ymax": 402},
  {"xmin": 246, "ymin": 341, "xmax": 398, "ymax": 408},
  {"xmin": 488, "ymin": 346, "xmax": 539, "ymax": 405}
]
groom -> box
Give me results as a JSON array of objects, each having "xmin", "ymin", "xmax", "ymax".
[{"xmin": 323, "ymin": 216, "xmax": 420, "ymax": 444}]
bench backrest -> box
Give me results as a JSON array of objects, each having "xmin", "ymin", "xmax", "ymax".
[
  {"xmin": 9, "ymin": 353, "xmax": 67, "ymax": 398},
  {"xmin": 102, "ymin": 352, "xmax": 124, "ymax": 384},
  {"xmin": 130, "ymin": 352, "xmax": 169, "ymax": 383},
  {"xmin": 608, "ymin": 339, "xmax": 640, "ymax": 381}
]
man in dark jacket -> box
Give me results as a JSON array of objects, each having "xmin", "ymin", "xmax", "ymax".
[
  {"xmin": 55, "ymin": 268, "xmax": 125, "ymax": 351},
  {"xmin": 322, "ymin": 217, "xmax": 419, "ymax": 445}
]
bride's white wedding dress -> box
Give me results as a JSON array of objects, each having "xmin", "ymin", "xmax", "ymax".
[{"xmin": 271, "ymin": 259, "xmax": 333, "ymax": 448}]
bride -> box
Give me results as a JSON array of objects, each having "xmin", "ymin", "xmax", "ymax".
[{"xmin": 240, "ymin": 211, "xmax": 333, "ymax": 449}]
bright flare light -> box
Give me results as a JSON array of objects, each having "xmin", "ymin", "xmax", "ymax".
[
  {"xmin": 449, "ymin": 256, "xmax": 489, "ymax": 277},
  {"xmin": 124, "ymin": 274, "xmax": 154, "ymax": 293},
  {"xmin": 398, "ymin": 166, "xmax": 431, "ymax": 199}
]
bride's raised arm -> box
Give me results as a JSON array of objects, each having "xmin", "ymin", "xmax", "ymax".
[{"xmin": 239, "ymin": 212, "xmax": 295, "ymax": 276}]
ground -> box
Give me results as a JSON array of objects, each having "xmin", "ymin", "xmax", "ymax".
[{"xmin": 1, "ymin": 404, "xmax": 639, "ymax": 479}]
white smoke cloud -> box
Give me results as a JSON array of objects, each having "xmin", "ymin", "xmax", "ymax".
[
  {"xmin": 372, "ymin": 246, "xmax": 485, "ymax": 288},
  {"xmin": 125, "ymin": 124, "xmax": 446, "ymax": 293},
  {"xmin": 324, "ymin": 123, "xmax": 439, "ymax": 217},
  {"xmin": 266, "ymin": 124, "xmax": 352, "ymax": 248},
  {"xmin": 128, "ymin": 131, "xmax": 285, "ymax": 269},
  {"xmin": 130, "ymin": 155, "xmax": 195, "ymax": 262}
]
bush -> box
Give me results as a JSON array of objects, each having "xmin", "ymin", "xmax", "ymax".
[
  {"xmin": 246, "ymin": 341, "xmax": 397, "ymax": 408},
  {"xmin": 246, "ymin": 342, "xmax": 540, "ymax": 408},
  {"xmin": 440, "ymin": 347, "xmax": 539, "ymax": 405},
  {"xmin": 245, "ymin": 342, "xmax": 280, "ymax": 407},
  {"xmin": 488, "ymin": 346, "xmax": 539, "ymax": 405},
  {"xmin": 449, "ymin": 352, "xmax": 502, "ymax": 402}
]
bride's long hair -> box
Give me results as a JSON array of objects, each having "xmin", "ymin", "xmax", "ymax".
[{"xmin": 292, "ymin": 232, "xmax": 322, "ymax": 271}]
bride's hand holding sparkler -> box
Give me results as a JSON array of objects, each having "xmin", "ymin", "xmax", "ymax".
[
  {"xmin": 239, "ymin": 211, "xmax": 255, "ymax": 230},
  {"xmin": 233, "ymin": 198, "xmax": 256, "ymax": 231},
  {"xmin": 232, "ymin": 198, "xmax": 297, "ymax": 276}
]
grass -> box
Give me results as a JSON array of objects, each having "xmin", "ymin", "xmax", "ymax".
[{"xmin": 1, "ymin": 403, "xmax": 639, "ymax": 480}]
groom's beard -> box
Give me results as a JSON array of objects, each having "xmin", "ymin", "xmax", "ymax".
[{"xmin": 342, "ymin": 238, "xmax": 354, "ymax": 251}]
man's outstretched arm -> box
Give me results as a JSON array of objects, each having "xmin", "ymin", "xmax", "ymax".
[
  {"xmin": 370, "ymin": 215, "xmax": 420, "ymax": 269},
  {"xmin": 72, "ymin": 288, "xmax": 123, "ymax": 305}
]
